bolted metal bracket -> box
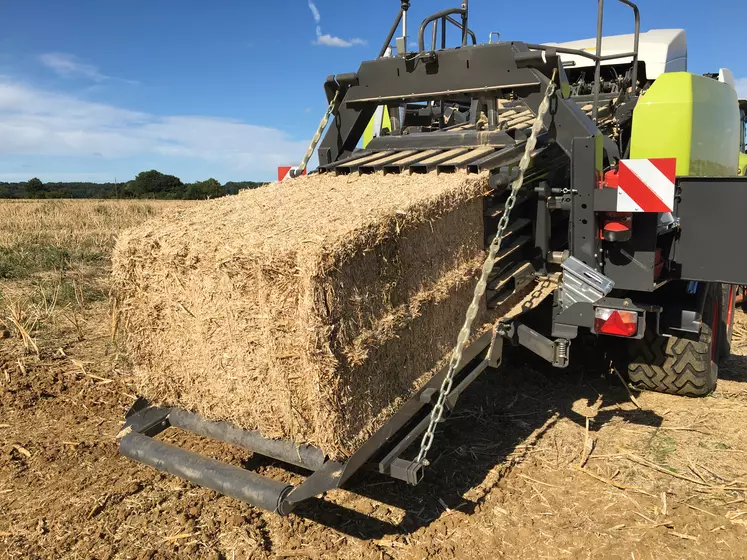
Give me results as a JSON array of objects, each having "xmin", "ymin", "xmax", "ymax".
[
  {"xmin": 395, "ymin": 36, "xmax": 407, "ymax": 56},
  {"xmin": 559, "ymin": 256, "xmax": 615, "ymax": 311},
  {"xmin": 499, "ymin": 321, "xmax": 570, "ymax": 368},
  {"xmin": 488, "ymin": 327, "xmax": 504, "ymax": 368},
  {"xmin": 389, "ymin": 458, "xmax": 425, "ymax": 485}
]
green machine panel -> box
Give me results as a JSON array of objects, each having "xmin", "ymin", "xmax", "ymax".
[{"xmin": 631, "ymin": 72, "xmax": 740, "ymax": 177}]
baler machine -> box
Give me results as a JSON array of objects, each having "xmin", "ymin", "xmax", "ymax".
[{"xmin": 120, "ymin": 0, "xmax": 747, "ymax": 515}]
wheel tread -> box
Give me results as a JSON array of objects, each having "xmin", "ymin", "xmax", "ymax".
[{"xmin": 626, "ymin": 320, "xmax": 716, "ymax": 397}]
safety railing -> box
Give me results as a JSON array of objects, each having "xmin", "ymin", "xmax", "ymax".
[
  {"xmin": 378, "ymin": 1, "xmax": 477, "ymax": 57},
  {"xmin": 417, "ymin": 2, "xmax": 476, "ymax": 52}
]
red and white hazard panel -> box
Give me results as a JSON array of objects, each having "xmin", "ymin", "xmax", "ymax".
[
  {"xmin": 616, "ymin": 158, "xmax": 676, "ymax": 212},
  {"xmin": 277, "ymin": 166, "xmax": 306, "ymax": 181}
]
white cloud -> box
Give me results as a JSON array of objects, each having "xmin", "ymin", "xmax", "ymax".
[
  {"xmin": 307, "ymin": 0, "xmax": 321, "ymax": 24},
  {"xmin": 736, "ymin": 77, "xmax": 747, "ymax": 99},
  {"xmin": 0, "ymin": 80, "xmax": 308, "ymax": 177},
  {"xmin": 38, "ymin": 52, "xmax": 137, "ymax": 84},
  {"xmin": 315, "ymin": 34, "xmax": 365, "ymax": 48},
  {"xmin": 307, "ymin": 1, "xmax": 365, "ymax": 48}
]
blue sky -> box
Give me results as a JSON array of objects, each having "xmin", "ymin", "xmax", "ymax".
[{"xmin": 0, "ymin": 0, "xmax": 744, "ymax": 183}]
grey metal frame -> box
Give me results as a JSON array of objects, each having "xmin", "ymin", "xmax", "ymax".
[{"xmin": 120, "ymin": 329, "xmax": 502, "ymax": 514}]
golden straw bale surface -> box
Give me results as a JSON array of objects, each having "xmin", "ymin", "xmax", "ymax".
[{"xmin": 113, "ymin": 171, "xmax": 492, "ymax": 458}]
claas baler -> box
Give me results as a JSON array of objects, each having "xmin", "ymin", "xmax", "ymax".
[{"xmin": 119, "ymin": 0, "xmax": 747, "ymax": 515}]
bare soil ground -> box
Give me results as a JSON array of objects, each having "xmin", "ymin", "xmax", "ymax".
[{"xmin": 1, "ymin": 200, "xmax": 746, "ymax": 560}]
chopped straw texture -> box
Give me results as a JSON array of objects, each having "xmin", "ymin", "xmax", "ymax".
[{"xmin": 113, "ymin": 171, "xmax": 495, "ymax": 459}]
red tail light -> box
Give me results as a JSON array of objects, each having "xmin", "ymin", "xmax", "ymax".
[
  {"xmin": 602, "ymin": 213, "xmax": 633, "ymax": 242},
  {"xmin": 594, "ymin": 308, "xmax": 639, "ymax": 337},
  {"xmin": 601, "ymin": 169, "xmax": 632, "ymax": 242}
]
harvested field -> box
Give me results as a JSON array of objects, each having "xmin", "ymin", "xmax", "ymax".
[
  {"xmin": 112, "ymin": 172, "xmax": 492, "ymax": 458},
  {"xmin": 1, "ymin": 198, "xmax": 747, "ymax": 560},
  {"xmin": 0, "ymin": 199, "xmax": 192, "ymax": 280}
]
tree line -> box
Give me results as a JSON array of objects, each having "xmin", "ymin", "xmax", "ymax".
[{"xmin": 0, "ymin": 170, "xmax": 265, "ymax": 200}]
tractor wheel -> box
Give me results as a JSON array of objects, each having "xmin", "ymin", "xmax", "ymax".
[{"xmin": 624, "ymin": 284, "xmax": 722, "ymax": 397}]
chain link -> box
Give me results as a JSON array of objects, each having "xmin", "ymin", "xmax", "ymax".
[
  {"xmin": 290, "ymin": 90, "xmax": 340, "ymax": 179},
  {"xmin": 414, "ymin": 75, "xmax": 558, "ymax": 466}
]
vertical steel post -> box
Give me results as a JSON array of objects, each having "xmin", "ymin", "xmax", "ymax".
[
  {"xmin": 440, "ymin": 17, "xmax": 446, "ymax": 128},
  {"xmin": 592, "ymin": 0, "xmax": 604, "ymax": 122},
  {"xmin": 461, "ymin": 0, "xmax": 469, "ymax": 46},
  {"xmin": 625, "ymin": 0, "xmax": 641, "ymax": 94},
  {"xmin": 535, "ymin": 182, "xmax": 551, "ymax": 275},
  {"xmin": 487, "ymin": 98, "xmax": 498, "ymax": 129},
  {"xmin": 571, "ymin": 136, "xmax": 603, "ymax": 270},
  {"xmin": 402, "ymin": 6, "xmax": 408, "ymax": 50},
  {"xmin": 388, "ymin": 104, "xmax": 402, "ymax": 135}
]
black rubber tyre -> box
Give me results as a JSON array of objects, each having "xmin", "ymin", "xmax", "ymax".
[{"xmin": 624, "ymin": 285, "xmax": 720, "ymax": 397}]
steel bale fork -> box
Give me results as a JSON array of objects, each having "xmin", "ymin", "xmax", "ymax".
[{"xmin": 121, "ymin": 326, "xmax": 505, "ymax": 514}]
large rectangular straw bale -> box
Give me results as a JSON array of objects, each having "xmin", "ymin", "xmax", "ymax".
[{"xmin": 112, "ymin": 171, "xmax": 493, "ymax": 459}]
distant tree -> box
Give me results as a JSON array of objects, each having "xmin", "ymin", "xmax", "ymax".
[
  {"xmin": 44, "ymin": 188, "xmax": 74, "ymax": 198},
  {"xmin": 185, "ymin": 178, "xmax": 223, "ymax": 200},
  {"xmin": 26, "ymin": 177, "xmax": 44, "ymax": 198},
  {"xmin": 127, "ymin": 170, "xmax": 185, "ymax": 199},
  {"xmin": 0, "ymin": 183, "xmax": 22, "ymax": 198},
  {"xmin": 0, "ymin": 173, "xmax": 265, "ymax": 200},
  {"xmin": 121, "ymin": 180, "xmax": 138, "ymax": 199}
]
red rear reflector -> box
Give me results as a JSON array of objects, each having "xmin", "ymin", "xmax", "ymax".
[{"xmin": 594, "ymin": 308, "xmax": 638, "ymax": 337}]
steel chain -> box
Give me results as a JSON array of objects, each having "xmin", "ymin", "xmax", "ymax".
[
  {"xmin": 414, "ymin": 76, "xmax": 558, "ymax": 466},
  {"xmin": 290, "ymin": 90, "xmax": 340, "ymax": 178}
]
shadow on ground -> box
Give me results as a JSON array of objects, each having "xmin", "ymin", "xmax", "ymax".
[
  {"xmin": 720, "ymin": 353, "xmax": 747, "ymax": 383},
  {"xmin": 288, "ymin": 344, "xmax": 664, "ymax": 539}
]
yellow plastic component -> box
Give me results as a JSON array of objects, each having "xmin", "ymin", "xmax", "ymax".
[
  {"xmin": 631, "ymin": 72, "xmax": 740, "ymax": 177},
  {"xmin": 363, "ymin": 105, "xmax": 391, "ymax": 148}
]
